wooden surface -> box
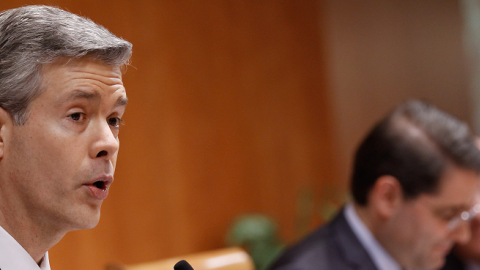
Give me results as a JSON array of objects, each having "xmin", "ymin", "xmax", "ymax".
[
  {"xmin": 106, "ymin": 247, "xmax": 254, "ymax": 270},
  {"xmin": 0, "ymin": 1, "xmax": 336, "ymax": 270}
]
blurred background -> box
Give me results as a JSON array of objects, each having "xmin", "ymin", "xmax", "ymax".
[{"xmin": 0, "ymin": 0, "xmax": 478, "ymax": 269}]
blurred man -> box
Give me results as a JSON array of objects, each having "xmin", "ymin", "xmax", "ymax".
[
  {"xmin": 269, "ymin": 100, "xmax": 480, "ymax": 270},
  {"xmin": 0, "ymin": 5, "xmax": 132, "ymax": 269}
]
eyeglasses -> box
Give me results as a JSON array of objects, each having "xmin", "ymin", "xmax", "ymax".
[{"xmin": 447, "ymin": 204, "xmax": 480, "ymax": 231}]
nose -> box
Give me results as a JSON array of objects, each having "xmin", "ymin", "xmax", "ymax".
[
  {"xmin": 451, "ymin": 219, "xmax": 472, "ymax": 245},
  {"xmin": 89, "ymin": 120, "xmax": 119, "ymax": 160}
]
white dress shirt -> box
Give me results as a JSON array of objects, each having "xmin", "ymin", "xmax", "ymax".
[
  {"xmin": 0, "ymin": 225, "xmax": 50, "ymax": 270},
  {"xmin": 344, "ymin": 203, "xmax": 402, "ymax": 270}
]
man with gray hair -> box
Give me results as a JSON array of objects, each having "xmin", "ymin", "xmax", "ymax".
[{"xmin": 0, "ymin": 5, "xmax": 132, "ymax": 269}]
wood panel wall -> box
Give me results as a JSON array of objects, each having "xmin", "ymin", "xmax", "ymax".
[{"xmin": 0, "ymin": 1, "xmax": 336, "ymax": 270}]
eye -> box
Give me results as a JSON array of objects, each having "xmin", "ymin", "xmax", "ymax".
[
  {"xmin": 108, "ymin": 117, "xmax": 124, "ymax": 128},
  {"xmin": 441, "ymin": 214, "xmax": 457, "ymax": 222},
  {"xmin": 69, "ymin": 112, "xmax": 85, "ymax": 122},
  {"xmin": 435, "ymin": 210, "xmax": 459, "ymax": 222}
]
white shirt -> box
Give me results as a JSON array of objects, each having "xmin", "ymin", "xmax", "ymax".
[
  {"xmin": 344, "ymin": 203, "xmax": 402, "ymax": 270},
  {"xmin": 0, "ymin": 225, "xmax": 51, "ymax": 270}
]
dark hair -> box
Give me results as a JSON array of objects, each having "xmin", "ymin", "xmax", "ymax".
[
  {"xmin": 351, "ymin": 100, "xmax": 480, "ymax": 205},
  {"xmin": 0, "ymin": 5, "xmax": 132, "ymax": 124}
]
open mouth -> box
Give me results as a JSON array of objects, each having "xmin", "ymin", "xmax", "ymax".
[
  {"xmin": 93, "ymin": 180, "xmax": 107, "ymax": 190},
  {"xmin": 84, "ymin": 176, "xmax": 113, "ymax": 200}
]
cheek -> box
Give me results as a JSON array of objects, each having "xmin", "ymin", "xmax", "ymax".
[
  {"xmin": 467, "ymin": 221, "xmax": 480, "ymax": 245},
  {"xmin": 111, "ymin": 151, "xmax": 118, "ymax": 170},
  {"xmin": 389, "ymin": 208, "xmax": 422, "ymax": 249},
  {"xmin": 12, "ymin": 125, "xmax": 85, "ymax": 177},
  {"xmin": 418, "ymin": 218, "xmax": 446, "ymax": 243},
  {"xmin": 402, "ymin": 210, "xmax": 443, "ymax": 250}
]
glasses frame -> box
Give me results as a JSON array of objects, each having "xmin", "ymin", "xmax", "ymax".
[{"xmin": 447, "ymin": 204, "xmax": 480, "ymax": 231}]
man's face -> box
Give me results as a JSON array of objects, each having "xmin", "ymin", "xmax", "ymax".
[
  {"xmin": 0, "ymin": 57, "xmax": 127, "ymax": 232},
  {"xmin": 381, "ymin": 167, "xmax": 479, "ymax": 270},
  {"xmin": 451, "ymin": 194, "xmax": 480, "ymax": 263}
]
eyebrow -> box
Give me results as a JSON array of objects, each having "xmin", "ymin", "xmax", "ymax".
[
  {"xmin": 436, "ymin": 205, "xmax": 470, "ymax": 214},
  {"xmin": 114, "ymin": 96, "xmax": 128, "ymax": 107}
]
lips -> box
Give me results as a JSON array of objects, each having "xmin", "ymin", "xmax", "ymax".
[{"xmin": 83, "ymin": 175, "xmax": 113, "ymax": 200}]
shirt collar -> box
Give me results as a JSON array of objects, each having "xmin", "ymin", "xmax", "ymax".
[
  {"xmin": 344, "ymin": 203, "xmax": 402, "ymax": 270},
  {"xmin": 0, "ymin": 225, "xmax": 51, "ymax": 270}
]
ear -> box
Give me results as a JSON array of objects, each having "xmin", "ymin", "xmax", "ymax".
[
  {"xmin": 0, "ymin": 107, "xmax": 12, "ymax": 159},
  {"xmin": 369, "ymin": 175, "xmax": 403, "ymax": 219}
]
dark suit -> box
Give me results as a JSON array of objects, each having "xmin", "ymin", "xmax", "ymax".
[
  {"xmin": 269, "ymin": 209, "xmax": 378, "ymax": 270},
  {"xmin": 439, "ymin": 252, "xmax": 466, "ymax": 270}
]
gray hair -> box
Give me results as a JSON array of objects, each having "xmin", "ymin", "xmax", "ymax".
[{"xmin": 0, "ymin": 5, "xmax": 132, "ymax": 124}]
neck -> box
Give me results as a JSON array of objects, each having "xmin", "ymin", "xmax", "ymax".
[
  {"xmin": 354, "ymin": 202, "xmax": 412, "ymax": 269},
  {"xmin": 0, "ymin": 199, "xmax": 65, "ymax": 264},
  {"xmin": 353, "ymin": 203, "xmax": 378, "ymax": 232}
]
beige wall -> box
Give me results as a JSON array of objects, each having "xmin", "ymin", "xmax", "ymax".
[{"xmin": 323, "ymin": 0, "xmax": 472, "ymax": 187}]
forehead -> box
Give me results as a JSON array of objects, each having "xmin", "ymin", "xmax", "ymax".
[{"xmin": 40, "ymin": 57, "xmax": 124, "ymax": 95}]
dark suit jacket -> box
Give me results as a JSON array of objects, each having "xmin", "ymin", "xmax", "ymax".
[
  {"xmin": 269, "ymin": 208, "xmax": 378, "ymax": 270},
  {"xmin": 439, "ymin": 252, "xmax": 466, "ymax": 270}
]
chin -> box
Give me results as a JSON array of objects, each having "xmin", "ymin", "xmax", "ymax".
[
  {"xmin": 83, "ymin": 213, "xmax": 101, "ymax": 229},
  {"xmin": 83, "ymin": 221, "xmax": 100, "ymax": 230},
  {"xmin": 74, "ymin": 219, "xmax": 100, "ymax": 231},
  {"xmin": 70, "ymin": 209, "xmax": 101, "ymax": 230}
]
